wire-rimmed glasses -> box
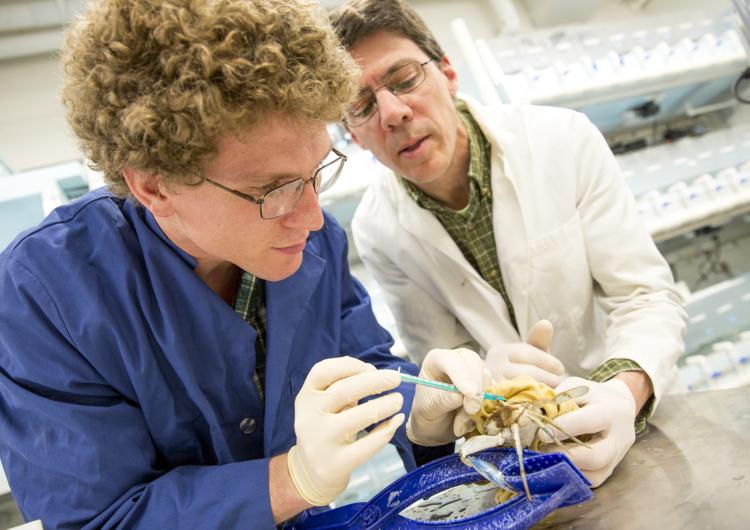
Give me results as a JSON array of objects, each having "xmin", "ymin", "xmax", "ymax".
[
  {"xmin": 205, "ymin": 147, "xmax": 347, "ymax": 219},
  {"xmin": 345, "ymin": 60, "xmax": 433, "ymax": 127}
]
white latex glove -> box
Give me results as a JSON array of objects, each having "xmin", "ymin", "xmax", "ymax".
[
  {"xmin": 484, "ymin": 319, "xmax": 565, "ymax": 388},
  {"xmin": 406, "ymin": 348, "xmax": 489, "ymax": 446},
  {"xmin": 538, "ymin": 376, "xmax": 636, "ymax": 487},
  {"xmin": 287, "ymin": 357, "xmax": 405, "ymax": 506}
]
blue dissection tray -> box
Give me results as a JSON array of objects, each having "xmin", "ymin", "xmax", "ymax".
[{"xmin": 284, "ymin": 448, "xmax": 592, "ymax": 530}]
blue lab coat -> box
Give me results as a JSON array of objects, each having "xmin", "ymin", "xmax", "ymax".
[{"xmin": 0, "ymin": 188, "xmax": 417, "ymax": 529}]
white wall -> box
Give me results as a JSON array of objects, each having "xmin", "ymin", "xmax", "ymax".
[
  {"xmin": 512, "ymin": 0, "xmax": 727, "ymax": 28},
  {"xmin": 0, "ymin": 53, "xmax": 80, "ymax": 172},
  {"xmin": 0, "ymin": 0, "xmax": 733, "ymax": 173},
  {"xmin": 0, "ymin": 0, "xmax": 505, "ymax": 174}
]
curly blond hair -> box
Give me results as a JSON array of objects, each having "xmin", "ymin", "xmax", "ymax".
[{"xmin": 62, "ymin": 0, "xmax": 359, "ymax": 196}]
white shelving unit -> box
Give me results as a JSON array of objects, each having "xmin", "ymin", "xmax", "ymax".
[
  {"xmin": 616, "ymin": 121, "xmax": 750, "ymax": 241},
  {"xmin": 457, "ymin": 9, "xmax": 747, "ymax": 108}
]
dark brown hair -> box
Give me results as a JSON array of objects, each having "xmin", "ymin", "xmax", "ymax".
[{"xmin": 330, "ymin": 0, "xmax": 444, "ymax": 61}]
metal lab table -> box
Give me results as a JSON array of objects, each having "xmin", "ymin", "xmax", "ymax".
[{"xmin": 538, "ymin": 386, "xmax": 750, "ymax": 529}]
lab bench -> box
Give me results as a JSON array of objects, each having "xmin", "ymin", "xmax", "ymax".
[{"xmin": 537, "ymin": 385, "xmax": 750, "ymax": 529}]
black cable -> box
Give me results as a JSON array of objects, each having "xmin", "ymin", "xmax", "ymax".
[
  {"xmin": 692, "ymin": 232, "xmax": 733, "ymax": 290},
  {"xmin": 733, "ymin": 67, "xmax": 750, "ymax": 104}
]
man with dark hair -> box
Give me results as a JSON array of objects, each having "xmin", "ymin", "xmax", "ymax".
[{"xmin": 331, "ymin": 0, "xmax": 687, "ymax": 488}]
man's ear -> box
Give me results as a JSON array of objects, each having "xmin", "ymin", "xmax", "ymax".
[
  {"xmin": 122, "ymin": 166, "xmax": 174, "ymax": 216},
  {"xmin": 438, "ymin": 55, "xmax": 459, "ymax": 97}
]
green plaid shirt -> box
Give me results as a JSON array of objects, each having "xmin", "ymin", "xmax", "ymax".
[
  {"xmin": 400, "ymin": 103, "xmax": 519, "ymax": 333},
  {"xmin": 400, "ymin": 101, "xmax": 653, "ymax": 432},
  {"xmin": 233, "ymin": 271, "xmax": 267, "ymax": 401},
  {"xmin": 589, "ymin": 358, "xmax": 652, "ymax": 434}
]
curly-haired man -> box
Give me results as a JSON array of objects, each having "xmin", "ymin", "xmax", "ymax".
[{"xmin": 0, "ymin": 1, "xmax": 492, "ymax": 527}]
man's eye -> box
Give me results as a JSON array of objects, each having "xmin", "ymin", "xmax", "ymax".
[
  {"xmin": 390, "ymin": 72, "xmax": 419, "ymax": 93},
  {"xmin": 351, "ymin": 97, "xmax": 376, "ymax": 118},
  {"xmin": 243, "ymin": 184, "xmax": 273, "ymax": 197}
]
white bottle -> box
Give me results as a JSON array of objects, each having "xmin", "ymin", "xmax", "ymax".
[{"xmin": 685, "ymin": 355, "xmax": 715, "ymax": 390}]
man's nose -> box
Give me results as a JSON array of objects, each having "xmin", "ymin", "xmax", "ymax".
[
  {"xmin": 282, "ymin": 179, "xmax": 324, "ymax": 231},
  {"xmin": 375, "ymin": 88, "xmax": 413, "ymax": 129}
]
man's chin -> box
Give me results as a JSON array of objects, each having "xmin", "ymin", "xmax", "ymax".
[{"xmin": 252, "ymin": 256, "xmax": 304, "ymax": 282}]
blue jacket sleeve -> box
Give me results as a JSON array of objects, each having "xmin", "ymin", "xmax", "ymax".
[{"xmin": 0, "ymin": 256, "xmax": 277, "ymax": 530}]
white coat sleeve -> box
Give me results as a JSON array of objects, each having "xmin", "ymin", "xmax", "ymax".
[
  {"xmin": 572, "ymin": 112, "xmax": 687, "ymax": 403},
  {"xmin": 352, "ymin": 214, "xmax": 476, "ymax": 366}
]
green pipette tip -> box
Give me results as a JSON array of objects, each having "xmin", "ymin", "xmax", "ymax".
[{"xmin": 399, "ymin": 372, "xmax": 506, "ymax": 401}]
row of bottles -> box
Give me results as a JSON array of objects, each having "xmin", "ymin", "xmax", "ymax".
[{"xmin": 680, "ymin": 331, "xmax": 750, "ymax": 391}]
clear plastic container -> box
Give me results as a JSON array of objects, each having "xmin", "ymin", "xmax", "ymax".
[
  {"xmin": 733, "ymin": 331, "xmax": 750, "ymax": 366},
  {"xmin": 708, "ymin": 342, "xmax": 738, "ymax": 380},
  {"xmin": 679, "ymin": 361, "xmax": 708, "ymax": 392}
]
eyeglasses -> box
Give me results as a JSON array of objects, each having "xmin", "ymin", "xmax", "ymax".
[
  {"xmin": 205, "ymin": 147, "xmax": 347, "ymax": 219},
  {"xmin": 345, "ymin": 60, "xmax": 432, "ymax": 127}
]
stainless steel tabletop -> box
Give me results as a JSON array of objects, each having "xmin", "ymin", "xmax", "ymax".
[{"xmin": 537, "ymin": 386, "xmax": 750, "ymax": 529}]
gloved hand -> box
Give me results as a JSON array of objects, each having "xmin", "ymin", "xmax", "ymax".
[
  {"xmin": 538, "ymin": 376, "xmax": 636, "ymax": 487},
  {"xmin": 287, "ymin": 357, "xmax": 405, "ymax": 506},
  {"xmin": 407, "ymin": 348, "xmax": 489, "ymax": 446},
  {"xmin": 484, "ymin": 320, "xmax": 565, "ymax": 388}
]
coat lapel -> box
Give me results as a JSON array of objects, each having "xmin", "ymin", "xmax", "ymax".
[
  {"xmin": 489, "ymin": 152, "xmax": 531, "ymax": 336},
  {"xmin": 262, "ymin": 248, "xmax": 325, "ymax": 455}
]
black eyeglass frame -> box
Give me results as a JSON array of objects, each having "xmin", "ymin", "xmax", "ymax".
[
  {"xmin": 345, "ymin": 59, "xmax": 433, "ymax": 127},
  {"xmin": 205, "ymin": 146, "xmax": 347, "ymax": 219}
]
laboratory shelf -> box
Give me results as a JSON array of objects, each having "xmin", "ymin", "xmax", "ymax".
[
  {"xmin": 460, "ymin": 9, "xmax": 747, "ymax": 109},
  {"xmin": 616, "ymin": 121, "xmax": 750, "ymax": 241}
]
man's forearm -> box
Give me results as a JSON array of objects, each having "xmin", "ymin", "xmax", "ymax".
[
  {"xmin": 613, "ymin": 370, "xmax": 653, "ymax": 413},
  {"xmin": 269, "ymin": 452, "xmax": 312, "ymax": 525}
]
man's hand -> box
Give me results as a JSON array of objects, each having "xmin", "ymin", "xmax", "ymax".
[
  {"xmin": 485, "ymin": 320, "xmax": 565, "ymax": 388},
  {"xmin": 538, "ymin": 376, "xmax": 637, "ymax": 487},
  {"xmin": 287, "ymin": 357, "xmax": 405, "ymax": 506},
  {"xmin": 407, "ymin": 348, "xmax": 489, "ymax": 446}
]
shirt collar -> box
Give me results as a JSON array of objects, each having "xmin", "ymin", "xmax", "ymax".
[
  {"xmin": 399, "ymin": 100, "xmax": 492, "ymax": 210},
  {"xmin": 139, "ymin": 202, "xmax": 198, "ymax": 269}
]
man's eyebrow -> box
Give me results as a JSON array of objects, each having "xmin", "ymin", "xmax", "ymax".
[
  {"xmin": 256, "ymin": 173, "xmax": 297, "ymax": 188},
  {"xmin": 384, "ymin": 59, "xmax": 418, "ymax": 77},
  {"xmin": 244, "ymin": 145, "xmax": 334, "ymax": 189},
  {"xmin": 358, "ymin": 59, "xmax": 424, "ymax": 94}
]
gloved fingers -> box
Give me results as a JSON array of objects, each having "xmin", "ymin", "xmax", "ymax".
[
  {"xmin": 581, "ymin": 468, "xmax": 611, "ymax": 489},
  {"xmin": 304, "ymin": 356, "xmax": 375, "ymax": 393},
  {"xmin": 420, "ymin": 348, "xmax": 485, "ymax": 414},
  {"xmin": 412, "ymin": 385, "xmax": 464, "ymax": 420},
  {"xmin": 540, "ymin": 438, "xmax": 614, "ymax": 488},
  {"xmin": 462, "ymin": 367, "xmax": 492, "ymax": 415},
  {"xmin": 553, "ymin": 376, "xmax": 591, "ymax": 394},
  {"xmin": 604, "ymin": 379, "xmax": 638, "ymax": 413},
  {"xmin": 526, "ymin": 319, "xmax": 554, "ymax": 352},
  {"xmin": 486, "ymin": 365, "xmax": 505, "ymax": 386},
  {"xmin": 344, "ymin": 413, "xmax": 405, "ymax": 469},
  {"xmin": 324, "ymin": 369, "xmax": 401, "ymax": 412},
  {"xmin": 553, "ymin": 377, "xmax": 593, "ymax": 405},
  {"xmin": 335, "ymin": 392, "xmax": 404, "ymax": 438},
  {"xmin": 537, "ymin": 403, "xmax": 611, "ymax": 443},
  {"xmin": 569, "ymin": 429, "xmax": 633, "ymax": 488},
  {"xmin": 452, "ymin": 408, "xmax": 475, "ymax": 438},
  {"xmin": 557, "ymin": 434, "xmax": 617, "ymax": 471},
  {"xmin": 506, "ymin": 345, "xmax": 565, "ymax": 377},
  {"xmin": 451, "ymin": 349, "xmax": 486, "ymax": 413},
  {"xmin": 505, "ymin": 362, "xmax": 564, "ymax": 388}
]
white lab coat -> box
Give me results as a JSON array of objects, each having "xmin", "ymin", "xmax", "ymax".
[{"xmin": 352, "ymin": 98, "xmax": 687, "ymax": 404}]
